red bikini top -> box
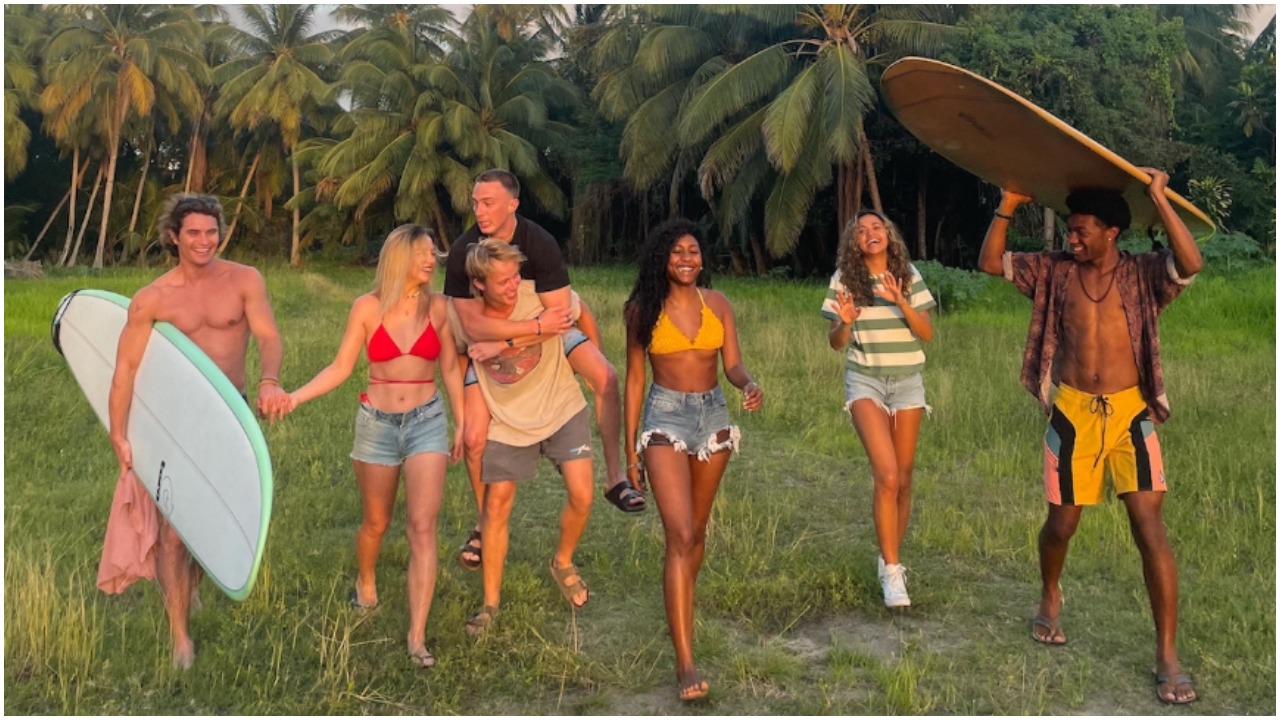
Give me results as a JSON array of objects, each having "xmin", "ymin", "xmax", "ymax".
[{"xmin": 367, "ymin": 321, "xmax": 441, "ymax": 364}]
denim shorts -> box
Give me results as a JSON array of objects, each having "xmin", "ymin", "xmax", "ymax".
[
  {"xmin": 843, "ymin": 369, "xmax": 930, "ymax": 416},
  {"xmin": 350, "ymin": 395, "xmax": 449, "ymax": 466},
  {"xmin": 464, "ymin": 329, "xmax": 590, "ymax": 386},
  {"xmin": 636, "ymin": 384, "xmax": 740, "ymax": 461}
]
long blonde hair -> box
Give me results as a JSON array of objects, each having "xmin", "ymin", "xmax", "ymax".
[{"xmin": 373, "ymin": 224, "xmax": 436, "ymax": 320}]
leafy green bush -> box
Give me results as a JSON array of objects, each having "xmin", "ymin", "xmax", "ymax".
[{"xmin": 914, "ymin": 260, "xmax": 996, "ymax": 313}]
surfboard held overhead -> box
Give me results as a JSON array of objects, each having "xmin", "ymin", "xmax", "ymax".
[{"xmin": 880, "ymin": 57, "xmax": 1215, "ymax": 240}]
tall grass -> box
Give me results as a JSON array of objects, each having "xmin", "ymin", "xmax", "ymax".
[{"xmin": 4, "ymin": 261, "xmax": 1274, "ymax": 714}]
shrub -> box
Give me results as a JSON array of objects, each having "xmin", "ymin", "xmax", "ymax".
[{"xmin": 914, "ymin": 260, "xmax": 995, "ymax": 313}]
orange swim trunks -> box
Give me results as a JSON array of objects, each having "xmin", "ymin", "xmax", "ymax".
[{"xmin": 1043, "ymin": 384, "xmax": 1167, "ymax": 506}]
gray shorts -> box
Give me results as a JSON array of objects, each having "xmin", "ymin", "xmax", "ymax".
[
  {"xmin": 350, "ymin": 395, "xmax": 448, "ymax": 466},
  {"xmin": 843, "ymin": 369, "xmax": 929, "ymax": 416},
  {"xmin": 636, "ymin": 384, "xmax": 740, "ymax": 461},
  {"xmin": 464, "ymin": 328, "xmax": 590, "ymax": 386},
  {"xmin": 482, "ymin": 406, "xmax": 592, "ymax": 483}
]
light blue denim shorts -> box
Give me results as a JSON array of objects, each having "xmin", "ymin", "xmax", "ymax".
[
  {"xmin": 637, "ymin": 384, "xmax": 740, "ymax": 461},
  {"xmin": 843, "ymin": 369, "xmax": 929, "ymax": 416},
  {"xmin": 350, "ymin": 395, "xmax": 448, "ymax": 466},
  {"xmin": 463, "ymin": 328, "xmax": 590, "ymax": 386}
]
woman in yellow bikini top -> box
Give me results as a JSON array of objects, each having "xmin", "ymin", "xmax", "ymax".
[
  {"xmin": 621, "ymin": 219, "xmax": 763, "ymax": 702},
  {"xmin": 647, "ymin": 288, "xmax": 725, "ymax": 354}
]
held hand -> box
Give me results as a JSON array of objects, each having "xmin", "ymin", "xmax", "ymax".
[
  {"xmin": 449, "ymin": 427, "xmax": 464, "ymax": 464},
  {"xmin": 538, "ymin": 306, "xmax": 574, "ymax": 335},
  {"xmin": 469, "ymin": 340, "xmax": 505, "ymax": 363},
  {"xmin": 742, "ymin": 381, "xmax": 764, "ymax": 412},
  {"xmin": 872, "ymin": 272, "xmax": 907, "ymax": 307},
  {"xmin": 1139, "ymin": 167, "xmax": 1169, "ymax": 200},
  {"xmin": 257, "ymin": 383, "xmax": 290, "ymax": 423},
  {"xmin": 835, "ymin": 289, "xmax": 861, "ymax": 325},
  {"xmin": 111, "ymin": 435, "xmax": 133, "ymax": 474}
]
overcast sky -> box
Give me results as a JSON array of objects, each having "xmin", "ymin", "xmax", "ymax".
[{"xmin": 231, "ymin": 4, "xmax": 1276, "ymax": 43}]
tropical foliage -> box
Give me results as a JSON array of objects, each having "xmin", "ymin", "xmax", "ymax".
[{"xmin": 5, "ymin": 4, "xmax": 1275, "ymax": 270}]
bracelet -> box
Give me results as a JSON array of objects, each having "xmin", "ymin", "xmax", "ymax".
[
  {"xmin": 259, "ymin": 378, "xmax": 279, "ymax": 386},
  {"xmin": 535, "ymin": 316, "xmax": 542, "ymax": 336},
  {"xmin": 994, "ymin": 211, "xmax": 1014, "ymax": 220},
  {"xmin": 626, "ymin": 462, "xmax": 640, "ymax": 470}
]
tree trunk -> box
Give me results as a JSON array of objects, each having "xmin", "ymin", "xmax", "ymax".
[
  {"xmin": 128, "ymin": 143, "xmax": 152, "ymax": 236},
  {"xmin": 1043, "ymin": 206, "xmax": 1055, "ymax": 250},
  {"xmin": 184, "ymin": 113, "xmax": 204, "ymax": 193},
  {"xmin": 94, "ymin": 89, "xmax": 129, "ymax": 270},
  {"xmin": 749, "ymin": 231, "xmax": 768, "ymax": 275},
  {"xmin": 860, "ymin": 129, "xmax": 883, "ymax": 214},
  {"xmin": 915, "ymin": 164, "xmax": 928, "ymax": 260},
  {"xmin": 837, "ymin": 160, "xmax": 857, "ymax": 237},
  {"xmin": 57, "ymin": 148, "xmax": 82, "ymax": 267},
  {"xmin": 68, "ymin": 164, "xmax": 106, "ymax": 267},
  {"xmin": 289, "ymin": 151, "xmax": 302, "ymax": 267},
  {"xmin": 851, "ymin": 145, "xmax": 866, "ymax": 217},
  {"xmin": 24, "ymin": 189, "xmax": 72, "ymax": 262},
  {"xmin": 219, "ymin": 151, "xmax": 262, "ymax": 255}
]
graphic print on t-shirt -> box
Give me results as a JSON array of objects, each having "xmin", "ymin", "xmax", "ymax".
[{"xmin": 480, "ymin": 344, "xmax": 543, "ymax": 385}]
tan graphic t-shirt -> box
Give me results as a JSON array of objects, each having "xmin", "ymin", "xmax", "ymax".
[{"xmin": 448, "ymin": 281, "xmax": 586, "ymax": 447}]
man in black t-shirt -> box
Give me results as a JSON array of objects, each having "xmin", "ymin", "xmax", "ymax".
[{"xmin": 444, "ymin": 170, "xmax": 647, "ymax": 571}]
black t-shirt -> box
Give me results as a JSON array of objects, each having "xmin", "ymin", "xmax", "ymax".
[{"xmin": 443, "ymin": 216, "xmax": 571, "ymax": 298}]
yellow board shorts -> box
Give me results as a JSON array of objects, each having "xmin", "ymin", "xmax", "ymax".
[{"xmin": 1043, "ymin": 384, "xmax": 1167, "ymax": 506}]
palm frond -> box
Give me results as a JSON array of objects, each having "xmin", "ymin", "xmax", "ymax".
[{"xmin": 761, "ymin": 62, "xmax": 818, "ymax": 173}]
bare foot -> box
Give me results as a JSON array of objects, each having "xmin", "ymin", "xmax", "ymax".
[
  {"xmin": 677, "ymin": 669, "xmax": 709, "ymax": 701},
  {"xmin": 172, "ymin": 640, "xmax": 195, "ymax": 671}
]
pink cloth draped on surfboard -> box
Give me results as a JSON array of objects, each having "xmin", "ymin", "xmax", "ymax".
[{"xmin": 97, "ymin": 468, "xmax": 158, "ymax": 594}]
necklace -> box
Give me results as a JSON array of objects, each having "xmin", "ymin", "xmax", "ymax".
[{"xmin": 1077, "ymin": 265, "xmax": 1116, "ymax": 303}]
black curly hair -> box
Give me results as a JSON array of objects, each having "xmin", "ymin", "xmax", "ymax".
[
  {"xmin": 836, "ymin": 210, "xmax": 913, "ymax": 306},
  {"xmin": 624, "ymin": 218, "xmax": 709, "ymax": 349}
]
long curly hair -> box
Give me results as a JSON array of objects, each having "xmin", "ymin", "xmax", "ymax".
[
  {"xmin": 836, "ymin": 210, "xmax": 913, "ymax": 306},
  {"xmin": 624, "ymin": 218, "xmax": 709, "ymax": 349}
]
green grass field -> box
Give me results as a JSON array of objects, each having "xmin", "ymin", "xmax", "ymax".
[{"xmin": 4, "ymin": 261, "xmax": 1275, "ymax": 714}]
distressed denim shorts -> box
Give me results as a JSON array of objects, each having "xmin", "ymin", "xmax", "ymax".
[
  {"xmin": 350, "ymin": 395, "xmax": 448, "ymax": 466},
  {"xmin": 636, "ymin": 384, "xmax": 740, "ymax": 461},
  {"xmin": 463, "ymin": 328, "xmax": 590, "ymax": 386},
  {"xmin": 843, "ymin": 369, "xmax": 930, "ymax": 416}
]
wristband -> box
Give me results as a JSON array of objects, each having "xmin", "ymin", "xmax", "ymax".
[
  {"xmin": 259, "ymin": 378, "xmax": 279, "ymax": 386},
  {"xmin": 994, "ymin": 211, "xmax": 1014, "ymax": 220},
  {"xmin": 535, "ymin": 316, "xmax": 542, "ymax": 335}
]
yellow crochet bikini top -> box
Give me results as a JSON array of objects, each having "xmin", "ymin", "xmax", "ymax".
[{"xmin": 649, "ymin": 289, "xmax": 725, "ymax": 355}]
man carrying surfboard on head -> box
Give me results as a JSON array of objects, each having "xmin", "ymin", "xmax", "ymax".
[
  {"xmin": 108, "ymin": 193, "xmax": 286, "ymax": 670},
  {"xmin": 978, "ymin": 170, "xmax": 1202, "ymax": 705}
]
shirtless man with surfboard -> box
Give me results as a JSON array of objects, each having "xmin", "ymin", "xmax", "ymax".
[
  {"xmin": 108, "ymin": 194, "xmax": 286, "ymax": 669},
  {"xmin": 978, "ymin": 170, "xmax": 1202, "ymax": 705}
]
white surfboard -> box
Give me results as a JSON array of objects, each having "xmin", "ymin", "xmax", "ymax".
[{"xmin": 52, "ymin": 289, "xmax": 272, "ymax": 601}]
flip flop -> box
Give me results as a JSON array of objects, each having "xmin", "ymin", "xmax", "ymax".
[
  {"xmin": 465, "ymin": 605, "xmax": 499, "ymax": 637},
  {"xmin": 604, "ymin": 482, "xmax": 646, "ymax": 513},
  {"xmin": 408, "ymin": 647, "xmax": 436, "ymax": 669},
  {"xmin": 348, "ymin": 588, "xmax": 378, "ymax": 611},
  {"xmin": 457, "ymin": 529, "xmax": 482, "ymax": 571},
  {"xmin": 549, "ymin": 560, "xmax": 589, "ymax": 609},
  {"xmin": 1030, "ymin": 614, "xmax": 1066, "ymax": 645},
  {"xmin": 1154, "ymin": 672, "xmax": 1198, "ymax": 705}
]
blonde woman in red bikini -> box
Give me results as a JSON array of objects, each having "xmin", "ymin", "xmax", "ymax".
[{"xmin": 280, "ymin": 224, "xmax": 464, "ymax": 669}]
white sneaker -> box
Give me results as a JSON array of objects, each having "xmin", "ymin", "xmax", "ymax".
[{"xmin": 881, "ymin": 563, "xmax": 911, "ymax": 608}]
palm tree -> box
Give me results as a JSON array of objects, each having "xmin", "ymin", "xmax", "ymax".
[
  {"xmin": 4, "ymin": 7, "xmax": 45, "ymax": 180},
  {"xmin": 215, "ymin": 4, "xmax": 341, "ymax": 266},
  {"xmin": 40, "ymin": 5, "xmax": 203, "ymax": 268},
  {"xmin": 1159, "ymin": 5, "xmax": 1253, "ymax": 95},
  {"xmin": 595, "ymin": 5, "xmax": 953, "ymax": 259}
]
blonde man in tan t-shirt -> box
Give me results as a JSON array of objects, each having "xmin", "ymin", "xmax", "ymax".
[{"xmin": 449, "ymin": 239, "xmax": 594, "ymax": 635}]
